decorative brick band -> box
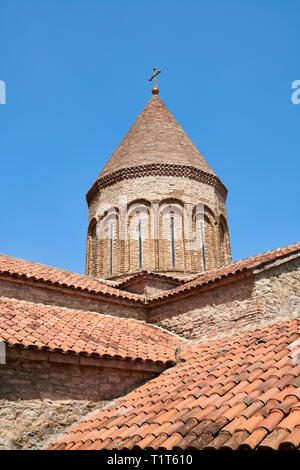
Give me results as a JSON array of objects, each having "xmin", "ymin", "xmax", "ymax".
[{"xmin": 86, "ymin": 164, "xmax": 228, "ymax": 204}]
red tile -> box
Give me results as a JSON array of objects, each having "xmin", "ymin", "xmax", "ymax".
[{"xmin": 46, "ymin": 316, "xmax": 300, "ymax": 451}]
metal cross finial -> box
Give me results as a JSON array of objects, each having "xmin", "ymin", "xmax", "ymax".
[{"xmin": 149, "ymin": 67, "xmax": 161, "ymax": 95}]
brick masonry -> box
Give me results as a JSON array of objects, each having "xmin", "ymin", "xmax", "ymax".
[
  {"xmin": 0, "ymin": 347, "xmax": 158, "ymax": 402},
  {"xmin": 1, "ymin": 92, "xmax": 298, "ymax": 450},
  {"xmin": 93, "ymin": 95, "xmax": 219, "ymax": 180},
  {"xmin": 85, "ymin": 95, "xmax": 231, "ymax": 280},
  {"xmin": 0, "ymin": 346, "xmax": 161, "ymax": 449},
  {"xmin": 86, "ymin": 174, "xmax": 231, "ymax": 279}
]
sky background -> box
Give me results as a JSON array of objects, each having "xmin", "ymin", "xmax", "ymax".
[{"xmin": 0, "ymin": 0, "xmax": 299, "ymax": 274}]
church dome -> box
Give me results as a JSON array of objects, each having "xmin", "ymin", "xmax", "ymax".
[{"xmin": 86, "ymin": 93, "xmax": 231, "ymax": 280}]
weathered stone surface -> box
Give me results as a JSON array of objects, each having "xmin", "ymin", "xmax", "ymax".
[
  {"xmin": 0, "ymin": 399, "xmax": 108, "ymax": 450},
  {"xmin": 253, "ymin": 257, "xmax": 300, "ymax": 316}
]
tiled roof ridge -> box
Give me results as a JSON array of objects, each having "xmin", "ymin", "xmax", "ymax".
[
  {"xmin": 0, "ymin": 252, "xmax": 76, "ymax": 273},
  {"xmin": 5, "ymin": 296, "xmax": 186, "ymax": 342},
  {"xmin": 0, "ymin": 296, "xmax": 185, "ymax": 364},
  {"xmin": 1, "ymin": 241, "xmax": 299, "ymax": 305},
  {"xmin": 145, "ymin": 320, "xmax": 187, "ymax": 342},
  {"xmin": 0, "ymin": 295, "xmax": 132, "ymax": 322},
  {"xmin": 148, "ymin": 241, "xmax": 300, "ymax": 302},
  {"xmin": 186, "ymin": 241, "xmax": 300, "ymax": 277},
  {"xmin": 179, "ymin": 312, "xmax": 300, "ymax": 352},
  {"xmin": 0, "ymin": 253, "xmax": 143, "ymax": 303}
]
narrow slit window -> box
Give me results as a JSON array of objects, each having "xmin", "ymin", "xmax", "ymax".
[
  {"xmin": 170, "ymin": 215, "xmax": 175, "ymax": 268},
  {"xmin": 109, "ymin": 224, "xmax": 113, "ymax": 275},
  {"xmin": 200, "ymin": 221, "xmax": 207, "ymax": 271},
  {"xmin": 92, "ymin": 226, "xmax": 97, "ymax": 277},
  {"xmin": 138, "ymin": 218, "xmax": 142, "ymax": 269}
]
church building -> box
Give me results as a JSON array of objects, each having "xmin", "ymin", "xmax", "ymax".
[{"xmin": 0, "ymin": 78, "xmax": 299, "ymax": 451}]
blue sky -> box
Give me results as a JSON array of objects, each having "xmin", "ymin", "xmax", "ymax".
[{"xmin": 0, "ymin": 0, "xmax": 299, "ymax": 274}]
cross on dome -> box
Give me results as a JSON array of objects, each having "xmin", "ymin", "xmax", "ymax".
[{"xmin": 149, "ymin": 67, "xmax": 161, "ymax": 95}]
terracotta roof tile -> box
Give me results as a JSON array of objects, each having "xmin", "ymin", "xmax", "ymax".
[
  {"xmin": 220, "ymin": 429, "xmax": 250, "ymax": 450},
  {"xmin": 149, "ymin": 242, "xmax": 300, "ymax": 301},
  {"xmin": 205, "ymin": 431, "xmax": 231, "ymax": 450},
  {"xmin": 0, "ymin": 297, "xmax": 184, "ymax": 364},
  {"xmin": 276, "ymin": 408, "xmax": 300, "ymax": 431},
  {"xmin": 2, "ymin": 242, "xmax": 299, "ymax": 307},
  {"xmin": 258, "ymin": 428, "xmax": 290, "ymax": 450},
  {"xmin": 47, "ymin": 316, "xmax": 300, "ymax": 450},
  {"xmin": 0, "ymin": 253, "xmax": 142, "ymax": 302},
  {"xmin": 279, "ymin": 425, "xmax": 300, "ymax": 450}
]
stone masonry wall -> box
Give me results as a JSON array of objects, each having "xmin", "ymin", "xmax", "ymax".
[
  {"xmin": 148, "ymin": 257, "xmax": 300, "ymax": 341},
  {"xmin": 0, "ymin": 347, "xmax": 159, "ymax": 449},
  {"xmin": 148, "ymin": 273, "xmax": 256, "ymax": 341}
]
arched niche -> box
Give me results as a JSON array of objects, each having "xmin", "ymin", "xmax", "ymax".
[
  {"xmin": 158, "ymin": 198, "xmax": 184, "ymax": 270},
  {"xmin": 126, "ymin": 199, "xmax": 151, "ymax": 271},
  {"xmin": 219, "ymin": 214, "xmax": 230, "ymax": 264},
  {"xmin": 86, "ymin": 217, "xmax": 97, "ymax": 277},
  {"xmin": 97, "ymin": 207, "xmax": 120, "ymax": 277},
  {"xmin": 191, "ymin": 204, "xmax": 217, "ymax": 271}
]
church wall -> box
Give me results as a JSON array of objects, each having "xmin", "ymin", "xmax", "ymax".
[
  {"xmin": 0, "ymin": 347, "xmax": 160, "ymax": 449},
  {"xmin": 87, "ymin": 175, "xmax": 231, "ymax": 278},
  {"xmin": 143, "ymin": 278, "xmax": 182, "ymax": 297},
  {"xmin": 253, "ymin": 256, "xmax": 300, "ymax": 316},
  {"xmin": 148, "ymin": 257, "xmax": 300, "ymax": 341},
  {"xmin": 88, "ymin": 175, "xmax": 226, "ymax": 220},
  {"xmin": 148, "ymin": 273, "xmax": 256, "ymax": 340},
  {"xmin": 0, "ymin": 276, "xmax": 147, "ymax": 320},
  {"xmin": 0, "ymin": 398, "xmax": 107, "ymax": 450}
]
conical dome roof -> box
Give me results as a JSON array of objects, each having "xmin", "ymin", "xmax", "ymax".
[{"xmin": 97, "ymin": 95, "xmax": 216, "ymax": 180}]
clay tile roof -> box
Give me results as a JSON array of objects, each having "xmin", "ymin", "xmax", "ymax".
[
  {"xmin": 149, "ymin": 242, "xmax": 300, "ymax": 301},
  {"xmin": 0, "ymin": 253, "xmax": 142, "ymax": 302},
  {"xmin": 47, "ymin": 316, "xmax": 300, "ymax": 450},
  {"xmin": 0, "ymin": 297, "xmax": 184, "ymax": 364},
  {"xmin": 2, "ymin": 242, "xmax": 298, "ymax": 305},
  {"xmin": 95, "ymin": 95, "xmax": 216, "ymax": 181}
]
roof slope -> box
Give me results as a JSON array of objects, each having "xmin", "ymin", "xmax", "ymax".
[
  {"xmin": 0, "ymin": 297, "xmax": 184, "ymax": 364},
  {"xmin": 1, "ymin": 242, "xmax": 299, "ymax": 304},
  {"xmin": 48, "ymin": 317, "xmax": 300, "ymax": 450},
  {"xmin": 96, "ymin": 95, "xmax": 216, "ymax": 180},
  {"xmin": 0, "ymin": 253, "xmax": 141, "ymax": 302},
  {"xmin": 149, "ymin": 241, "xmax": 300, "ymax": 301}
]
